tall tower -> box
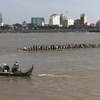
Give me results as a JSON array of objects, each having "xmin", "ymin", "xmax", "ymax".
[
  {"xmin": 0, "ymin": 12, "xmax": 3, "ymax": 26},
  {"xmin": 80, "ymin": 13, "xmax": 87, "ymax": 25},
  {"xmin": 60, "ymin": 14, "xmax": 67, "ymax": 25}
]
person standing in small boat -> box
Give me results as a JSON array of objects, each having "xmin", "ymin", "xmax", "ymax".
[{"xmin": 12, "ymin": 62, "xmax": 19, "ymax": 73}]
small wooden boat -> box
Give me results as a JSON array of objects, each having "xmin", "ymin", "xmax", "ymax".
[{"xmin": 0, "ymin": 64, "xmax": 34, "ymax": 77}]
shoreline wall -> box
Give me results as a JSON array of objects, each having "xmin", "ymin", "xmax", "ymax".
[{"xmin": 0, "ymin": 29, "xmax": 89, "ymax": 33}]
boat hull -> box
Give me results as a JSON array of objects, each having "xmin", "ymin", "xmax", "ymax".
[
  {"xmin": 17, "ymin": 48, "xmax": 34, "ymax": 51},
  {"xmin": 0, "ymin": 66, "xmax": 34, "ymax": 77}
]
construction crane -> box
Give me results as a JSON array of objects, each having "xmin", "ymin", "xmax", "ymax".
[{"xmin": 66, "ymin": 10, "xmax": 69, "ymax": 19}]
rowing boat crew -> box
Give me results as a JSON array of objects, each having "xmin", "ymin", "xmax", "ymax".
[{"xmin": 17, "ymin": 44, "xmax": 100, "ymax": 51}]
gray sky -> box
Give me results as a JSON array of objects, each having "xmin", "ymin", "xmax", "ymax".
[{"xmin": 0, "ymin": 0, "xmax": 100, "ymax": 24}]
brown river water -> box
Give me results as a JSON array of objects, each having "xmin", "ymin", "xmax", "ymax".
[{"xmin": 0, "ymin": 32, "xmax": 100, "ymax": 100}]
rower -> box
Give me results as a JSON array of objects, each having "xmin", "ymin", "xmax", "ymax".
[{"xmin": 23, "ymin": 46, "xmax": 27, "ymax": 49}]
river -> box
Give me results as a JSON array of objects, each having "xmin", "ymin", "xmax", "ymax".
[{"xmin": 0, "ymin": 32, "xmax": 100, "ymax": 100}]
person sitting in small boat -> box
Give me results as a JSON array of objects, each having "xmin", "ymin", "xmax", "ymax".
[
  {"xmin": 12, "ymin": 62, "xmax": 19, "ymax": 73},
  {"xmin": 0, "ymin": 63, "xmax": 10, "ymax": 72}
]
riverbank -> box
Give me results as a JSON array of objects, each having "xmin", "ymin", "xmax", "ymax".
[{"xmin": 0, "ymin": 29, "xmax": 89, "ymax": 33}]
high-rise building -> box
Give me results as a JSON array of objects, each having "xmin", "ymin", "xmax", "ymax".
[
  {"xmin": 31, "ymin": 17, "xmax": 45, "ymax": 26},
  {"xmin": 74, "ymin": 13, "xmax": 87, "ymax": 28},
  {"xmin": 49, "ymin": 14, "xmax": 60, "ymax": 26},
  {"xmin": 60, "ymin": 14, "xmax": 67, "ymax": 25},
  {"xmin": 80, "ymin": 13, "xmax": 87, "ymax": 25},
  {"xmin": 0, "ymin": 12, "xmax": 3, "ymax": 26}
]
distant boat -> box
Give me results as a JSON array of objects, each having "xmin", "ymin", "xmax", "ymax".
[{"xmin": 0, "ymin": 64, "xmax": 34, "ymax": 77}]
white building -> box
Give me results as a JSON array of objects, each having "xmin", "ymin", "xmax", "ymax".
[
  {"xmin": 49, "ymin": 14, "xmax": 60, "ymax": 26},
  {"xmin": 67, "ymin": 19, "xmax": 74, "ymax": 26}
]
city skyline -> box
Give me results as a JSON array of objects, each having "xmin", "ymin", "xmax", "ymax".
[{"xmin": 0, "ymin": 0, "xmax": 100, "ymax": 25}]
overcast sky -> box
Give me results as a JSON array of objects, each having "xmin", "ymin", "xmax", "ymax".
[{"xmin": 0, "ymin": 0, "xmax": 100, "ymax": 24}]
